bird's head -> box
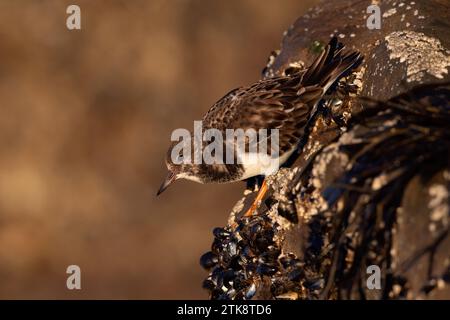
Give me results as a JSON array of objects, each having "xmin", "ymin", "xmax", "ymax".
[{"xmin": 157, "ymin": 139, "xmax": 203, "ymax": 196}]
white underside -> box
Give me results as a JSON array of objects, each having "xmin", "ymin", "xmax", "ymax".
[{"xmin": 239, "ymin": 149, "xmax": 295, "ymax": 180}]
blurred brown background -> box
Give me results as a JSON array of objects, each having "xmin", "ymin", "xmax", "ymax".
[{"xmin": 0, "ymin": 0, "xmax": 316, "ymax": 298}]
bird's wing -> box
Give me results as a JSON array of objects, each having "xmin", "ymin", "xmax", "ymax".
[
  {"xmin": 202, "ymin": 75, "xmax": 324, "ymax": 154},
  {"xmin": 201, "ymin": 36, "xmax": 363, "ymax": 157}
]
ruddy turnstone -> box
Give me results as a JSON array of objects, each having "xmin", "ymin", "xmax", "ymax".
[{"xmin": 158, "ymin": 37, "xmax": 362, "ymax": 216}]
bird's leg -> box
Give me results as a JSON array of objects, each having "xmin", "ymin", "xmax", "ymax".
[
  {"xmin": 229, "ymin": 177, "xmax": 267, "ymax": 229},
  {"xmin": 243, "ymin": 179, "xmax": 268, "ymax": 217}
]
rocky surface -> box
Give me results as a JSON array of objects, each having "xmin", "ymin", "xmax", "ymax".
[{"xmin": 201, "ymin": 0, "xmax": 450, "ymax": 300}]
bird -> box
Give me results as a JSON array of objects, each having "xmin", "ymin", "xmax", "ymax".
[{"xmin": 157, "ymin": 37, "xmax": 363, "ymax": 217}]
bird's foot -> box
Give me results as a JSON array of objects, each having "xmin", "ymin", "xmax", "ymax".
[{"xmin": 243, "ymin": 180, "xmax": 268, "ymax": 217}]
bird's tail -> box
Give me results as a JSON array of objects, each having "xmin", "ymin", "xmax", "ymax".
[{"xmin": 303, "ymin": 37, "xmax": 363, "ymax": 93}]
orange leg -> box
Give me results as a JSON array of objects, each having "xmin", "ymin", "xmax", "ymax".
[{"xmin": 243, "ymin": 179, "xmax": 268, "ymax": 217}]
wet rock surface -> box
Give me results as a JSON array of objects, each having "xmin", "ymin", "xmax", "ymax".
[{"xmin": 201, "ymin": 0, "xmax": 450, "ymax": 300}]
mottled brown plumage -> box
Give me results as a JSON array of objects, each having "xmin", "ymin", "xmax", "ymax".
[{"xmin": 158, "ymin": 37, "xmax": 363, "ymax": 195}]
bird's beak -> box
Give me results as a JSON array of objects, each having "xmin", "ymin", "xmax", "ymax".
[{"xmin": 157, "ymin": 171, "xmax": 176, "ymax": 196}]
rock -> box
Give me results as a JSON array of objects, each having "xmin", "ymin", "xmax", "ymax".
[{"xmin": 201, "ymin": 0, "xmax": 450, "ymax": 300}]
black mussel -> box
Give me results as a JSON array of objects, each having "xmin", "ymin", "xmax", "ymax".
[
  {"xmin": 211, "ymin": 267, "xmax": 225, "ymax": 287},
  {"xmin": 225, "ymin": 288, "xmax": 237, "ymax": 299},
  {"xmin": 222, "ymin": 269, "xmax": 236, "ymax": 287},
  {"xmin": 262, "ymin": 228, "xmax": 274, "ymax": 239},
  {"xmin": 200, "ymin": 251, "xmax": 219, "ymax": 269},
  {"xmin": 250, "ymin": 223, "xmax": 262, "ymax": 235},
  {"xmin": 237, "ymin": 255, "xmax": 247, "ymax": 267},
  {"xmin": 245, "ymin": 282, "xmax": 257, "ymax": 300},
  {"xmin": 239, "ymin": 222, "xmax": 260, "ymax": 241},
  {"xmin": 242, "ymin": 246, "xmax": 254, "ymax": 258},
  {"xmin": 245, "ymin": 262, "xmax": 257, "ymax": 275},
  {"xmin": 228, "ymin": 255, "xmax": 242, "ymax": 270},
  {"xmin": 210, "ymin": 289, "xmax": 223, "ymax": 299},
  {"xmin": 287, "ymin": 268, "xmax": 303, "ymax": 282},
  {"xmin": 260, "ymin": 247, "xmax": 281, "ymax": 263},
  {"xmin": 226, "ymin": 241, "xmax": 238, "ymax": 257},
  {"xmin": 234, "ymin": 290, "xmax": 245, "ymax": 300},
  {"xmin": 256, "ymin": 263, "xmax": 277, "ymax": 276},
  {"xmin": 236, "ymin": 239, "xmax": 246, "ymax": 249},
  {"xmin": 279, "ymin": 254, "xmax": 297, "ymax": 269},
  {"xmin": 304, "ymin": 278, "xmax": 324, "ymax": 290},
  {"xmin": 217, "ymin": 292, "xmax": 231, "ymax": 300},
  {"xmin": 211, "ymin": 238, "xmax": 224, "ymax": 253},
  {"xmin": 271, "ymin": 278, "xmax": 298, "ymax": 297},
  {"xmin": 202, "ymin": 278, "xmax": 215, "ymax": 291},
  {"xmin": 213, "ymin": 227, "xmax": 231, "ymax": 239},
  {"xmin": 233, "ymin": 273, "xmax": 247, "ymax": 291},
  {"xmin": 254, "ymin": 235, "xmax": 271, "ymax": 252}
]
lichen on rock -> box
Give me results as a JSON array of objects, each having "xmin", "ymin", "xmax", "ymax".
[{"xmin": 385, "ymin": 31, "xmax": 450, "ymax": 83}]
